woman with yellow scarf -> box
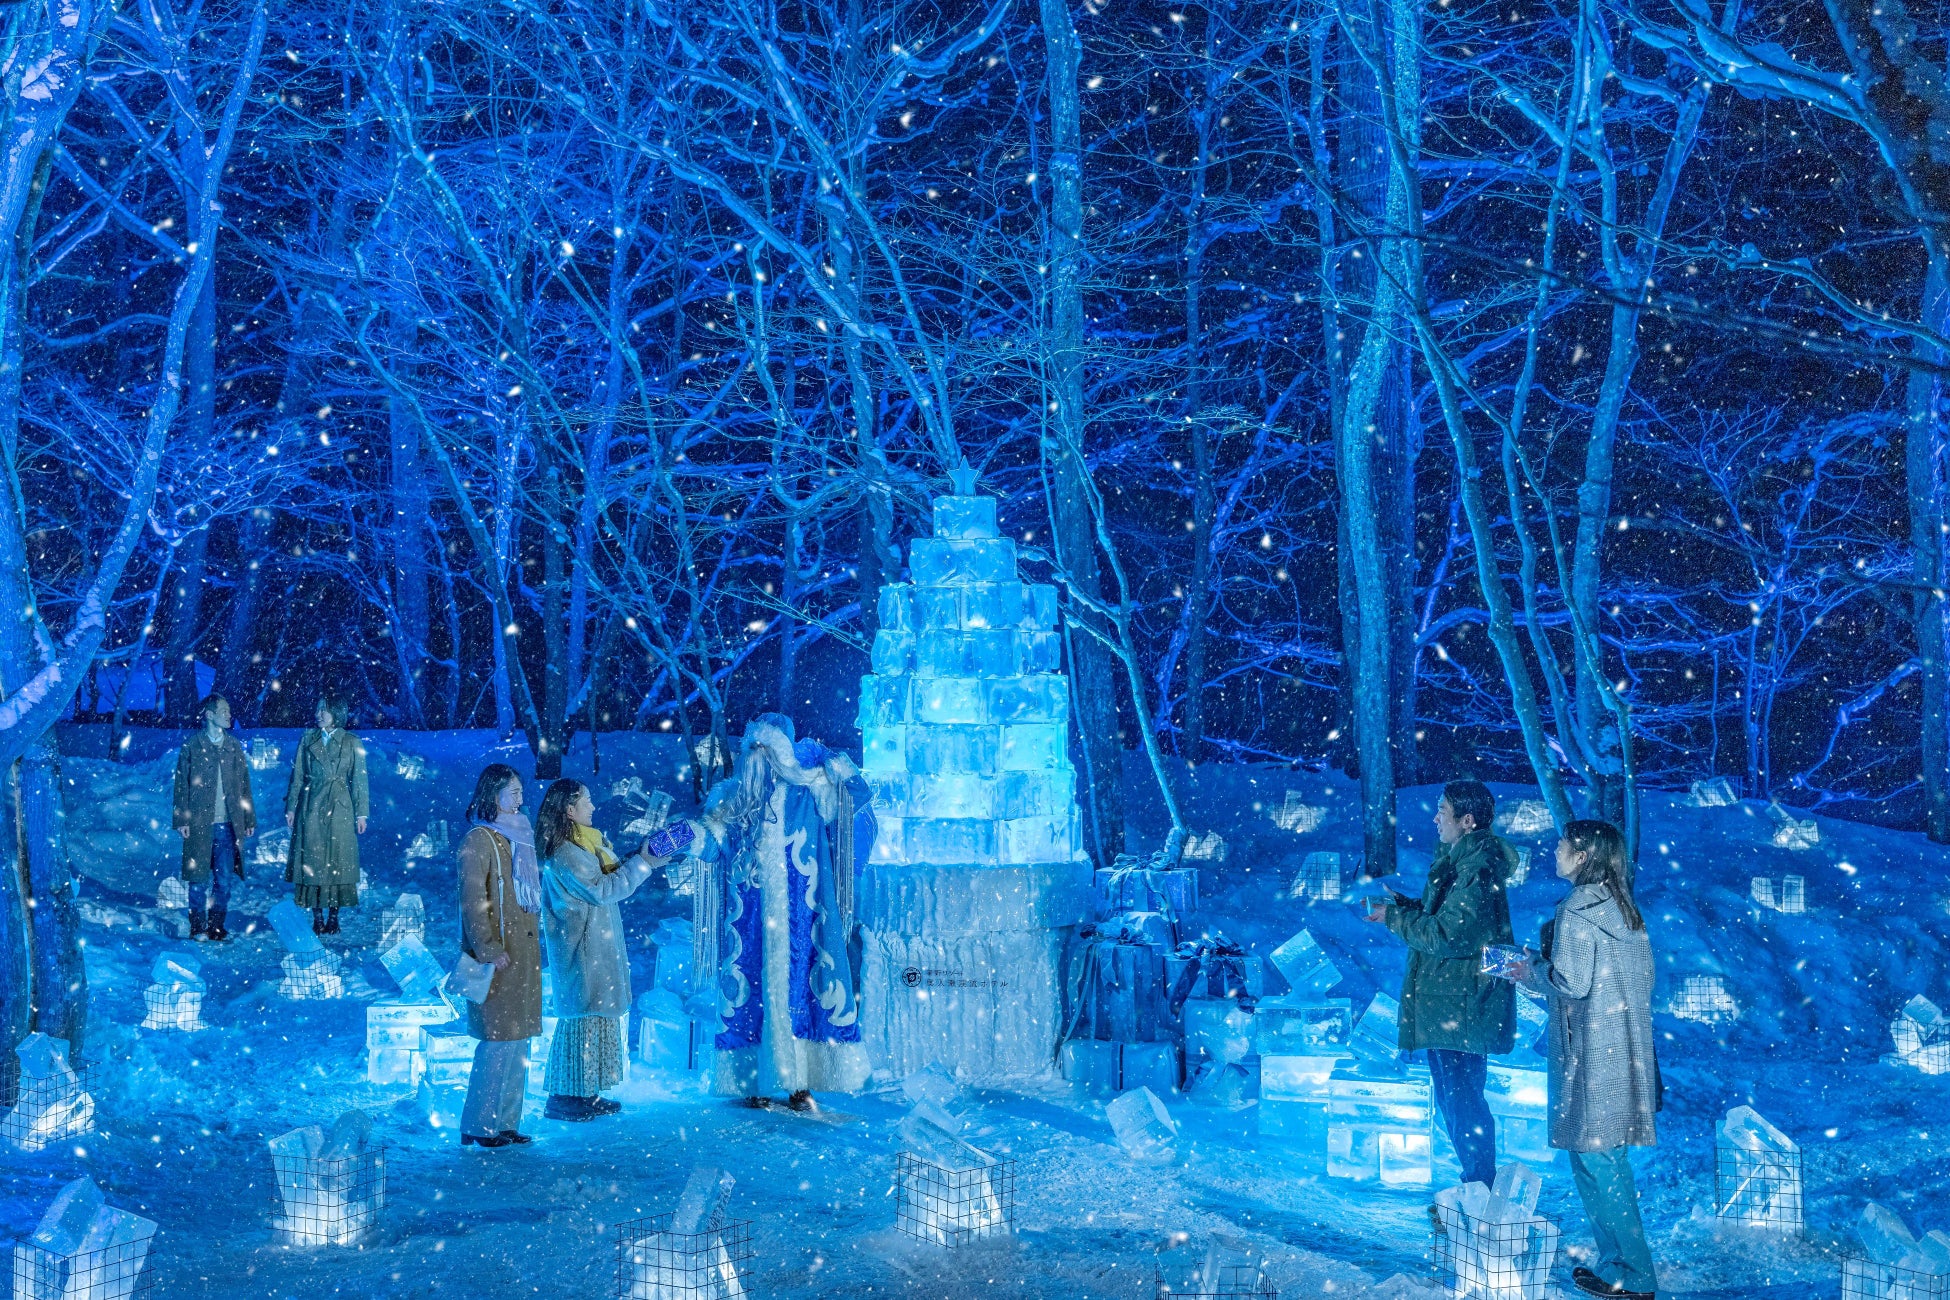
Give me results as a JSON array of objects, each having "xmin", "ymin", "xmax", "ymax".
[{"xmin": 534, "ymin": 778, "xmax": 670, "ymax": 1121}]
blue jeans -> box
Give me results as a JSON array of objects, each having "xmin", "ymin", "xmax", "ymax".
[
  {"xmin": 1427, "ymin": 1048, "xmax": 1497, "ymax": 1187},
  {"xmin": 1569, "ymin": 1147, "xmax": 1657, "ymax": 1294},
  {"xmin": 191, "ymin": 825, "xmax": 240, "ymax": 915}
]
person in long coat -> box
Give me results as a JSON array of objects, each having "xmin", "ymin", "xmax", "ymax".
[
  {"xmin": 534, "ymin": 778, "xmax": 664, "ymax": 1122},
  {"xmin": 1365, "ymin": 777, "xmax": 1517, "ymax": 1187},
  {"xmin": 172, "ymin": 693, "xmax": 255, "ymax": 942},
  {"xmin": 284, "ymin": 693, "xmax": 370, "ymax": 935},
  {"xmin": 456, "ymin": 763, "xmax": 542, "ymax": 1149},
  {"xmin": 1509, "ymin": 819, "xmax": 1660, "ymax": 1300}
]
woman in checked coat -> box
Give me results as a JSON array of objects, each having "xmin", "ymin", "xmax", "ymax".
[{"xmin": 1507, "ymin": 820, "xmax": 1661, "ymax": 1300}]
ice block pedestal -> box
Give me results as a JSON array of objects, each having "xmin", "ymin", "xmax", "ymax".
[
  {"xmin": 856, "ymin": 485, "xmax": 1093, "ymax": 1084},
  {"xmin": 13, "ymin": 1176, "xmax": 156, "ymax": 1300}
]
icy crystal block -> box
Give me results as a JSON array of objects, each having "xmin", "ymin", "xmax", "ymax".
[
  {"xmin": 1768, "ymin": 801, "xmax": 1819, "ymax": 849},
  {"xmin": 1273, "ymin": 790, "xmax": 1328, "ymax": 833},
  {"xmin": 1269, "ymin": 929, "xmax": 1342, "ymax": 998},
  {"xmin": 1287, "ymin": 851, "xmax": 1345, "ymax": 902},
  {"xmin": 671, "ymin": 1165, "xmax": 736, "ymax": 1235},
  {"xmin": 394, "ymin": 752, "xmax": 429, "ymax": 780},
  {"xmin": 3, "ymin": 1034, "xmax": 94, "ymax": 1153},
  {"xmin": 1351, "ymin": 992, "xmax": 1405, "ymax": 1066},
  {"xmin": 1255, "ymin": 999, "xmax": 1353, "ymax": 1058},
  {"xmin": 268, "ymin": 1113, "xmax": 380, "ymax": 1246},
  {"xmin": 20, "ymin": 1176, "xmax": 156, "ymax": 1300},
  {"xmin": 1751, "ymin": 875, "xmax": 1807, "ymax": 915},
  {"xmin": 1327, "ymin": 1065, "xmax": 1433, "ymax": 1186},
  {"xmin": 1434, "ymin": 1179, "xmax": 1560, "ymax": 1300},
  {"xmin": 1716, "ymin": 1105, "xmax": 1802, "ymax": 1231},
  {"xmin": 1105, "ymin": 1086, "xmax": 1178, "ymax": 1163},
  {"xmin": 651, "ymin": 916, "xmax": 694, "ymax": 995},
  {"xmin": 248, "ymin": 737, "xmax": 282, "ymax": 770},
  {"xmin": 379, "ymin": 935, "xmax": 448, "ymax": 1002},
  {"xmin": 1494, "ymin": 800, "xmax": 1555, "ymax": 837},
  {"xmin": 279, "ymin": 949, "xmax": 344, "ymax": 1000},
  {"xmin": 267, "ymin": 898, "xmax": 324, "ymax": 954},
  {"xmin": 142, "ymin": 952, "xmax": 207, "ymax": 1031},
  {"xmin": 156, "ymin": 877, "xmax": 188, "ymax": 910},
  {"xmin": 1184, "ymin": 1000, "xmax": 1255, "ymax": 1068},
  {"xmin": 1672, "ymin": 974, "xmax": 1739, "ymax": 1024},
  {"xmin": 378, "ymin": 893, "xmax": 426, "ymax": 950},
  {"xmin": 1691, "ymin": 777, "xmax": 1739, "ymax": 807},
  {"xmin": 901, "ymin": 1063, "xmax": 961, "ymax": 1113},
  {"xmin": 1890, "ymin": 996, "xmax": 1950, "ymax": 1074}
]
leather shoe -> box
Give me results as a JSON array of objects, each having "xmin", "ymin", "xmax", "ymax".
[
  {"xmin": 1574, "ymin": 1267, "xmax": 1653, "ymax": 1300},
  {"xmin": 589, "ymin": 1097, "xmax": 622, "ymax": 1116},
  {"xmin": 544, "ymin": 1094, "xmax": 597, "ymax": 1122},
  {"xmin": 498, "ymin": 1131, "xmax": 533, "ymax": 1144},
  {"xmin": 461, "ymin": 1132, "xmax": 514, "ymax": 1148}
]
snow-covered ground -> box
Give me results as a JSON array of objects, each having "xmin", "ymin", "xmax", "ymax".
[{"xmin": 6, "ymin": 727, "xmax": 1948, "ymax": 1299}]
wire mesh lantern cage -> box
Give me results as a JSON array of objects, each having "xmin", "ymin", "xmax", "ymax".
[
  {"xmin": 1842, "ymin": 1252, "xmax": 1950, "ymax": 1300},
  {"xmin": 1713, "ymin": 1112, "xmax": 1803, "ymax": 1234},
  {"xmin": 11, "ymin": 1230, "xmax": 157, "ymax": 1300},
  {"xmin": 270, "ymin": 1142, "xmax": 387, "ymax": 1246},
  {"xmin": 1430, "ymin": 1203, "xmax": 1561, "ymax": 1300},
  {"xmin": 1, "ymin": 1058, "xmax": 100, "ymax": 1150},
  {"xmin": 1669, "ymin": 975, "xmax": 1739, "ymax": 1025},
  {"xmin": 612, "ymin": 1213, "xmax": 753, "ymax": 1300},
  {"xmin": 141, "ymin": 984, "xmax": 205, "ymax": 1032},
  {"xmin": 893, "ymin": 1153, "xmax": 1017, "ymax": 1248}
]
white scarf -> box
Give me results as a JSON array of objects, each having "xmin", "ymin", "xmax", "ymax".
[{"xmin": 493, "ymin": 811, "xmax": 541, "ymax": 913}]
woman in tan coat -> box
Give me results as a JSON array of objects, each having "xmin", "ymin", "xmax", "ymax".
[
  {"xmin": 456, "ymin": 763, "xmax": 543, "ymax": 1148},
  {"xmin": 283, "ymin": 694, "xmax": 370, "ymax": 934}
]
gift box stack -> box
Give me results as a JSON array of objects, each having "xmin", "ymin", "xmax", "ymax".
[{"xmin": 1058, "ymin": 856, "xmax": 1201, "ymax": 1094}]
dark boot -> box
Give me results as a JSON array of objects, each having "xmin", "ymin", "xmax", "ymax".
[
  {"xmin": 207, "ymin": 908, "xmax": 229, "ymax": 942},
  {"xmin": 786, "ymin": 1089, "xmax": 816, "ymax": 1113},
  {"xmin": 589, "ymin": 1096, "xmax": 622, "ymax": 1117},
  {"xmin": 324, "ymin": 907, "xmax": 341, "ymax": 935},
  {"xmin": 544, "ymin": 1094, "xmax": 597, "ymax": 1122},
  {"xmin": 312, "ymin": 908, "xmax": 326, "ymax": 934},
  {"xmin": 188, "ymin": 908, "xmax": 209, "ymax": 941}
]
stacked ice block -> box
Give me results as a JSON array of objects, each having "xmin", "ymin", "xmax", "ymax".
[
  {"xmin": 1750, "ymin": 875, "xmax": 1807, "ymax": 915},
  {"xmin": 365, "ymin": 999, "xmax": 457, "ymax": 1086},
  {"xmin": 1326, "ymin": 994, "xmax": 1435, "ymax": 1186},
  {"xmin": 141, "ymin": 952, "xmax": 205, "ymax": 1031},
  {"xmin": 894, "ymin": 1101, "xmax": 1013, "ymax": 1245},
  {"xmin": 3, "ymin": 1033, "xmax": 94, "ymax": 1153},
  {"xmin": 376, "ymin": 893, "xmax": 426, "ymax": 950},
  {"xmin": 856, "ymin": 487, "xmax": 1093, "ymax": 1083},
  {"xmin": 269, "ymin": 900, "xmax": 343, "ymax": 1000},
  {"xmin": 267, "ymin": 1111, "xmax": 384, "ymax": 1246},
  {"xmin": 1255, "ymin": 928, "xmax": 1351, "ymax": 1145}
]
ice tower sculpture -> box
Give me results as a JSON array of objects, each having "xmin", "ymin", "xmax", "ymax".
[{"xmin": 855, "ymin": 476, "xmax": 1094, "ymax": 1083}]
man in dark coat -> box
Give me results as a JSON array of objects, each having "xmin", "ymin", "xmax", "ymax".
[
  {"xmin": 172, "ymin": 694, "xmax": 256, "ymax": 941},
  {"xmin": 1365, "ymin": 778, "xmax": 1517, "ymax": 1186}
]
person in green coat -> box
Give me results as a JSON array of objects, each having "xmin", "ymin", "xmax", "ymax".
[
  {"xmin": 1364, "ymin": 778, "xmax": 1517, "ymax": 1186},
  {"xmin": 284, "ymin": 693, "xmax": 370, "ymax": 935}
]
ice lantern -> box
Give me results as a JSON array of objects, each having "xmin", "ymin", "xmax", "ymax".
[{"xmin": 855, "ymin": 477, "xmax": 1094, "ymax": 1084}]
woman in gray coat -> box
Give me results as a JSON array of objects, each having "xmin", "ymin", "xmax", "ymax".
[
  {"xmin": 534, "ymin": 778, "xmax": 666, "ymax": 1122},
  {"xmin": 284, "ymin": 694, "xmax": 370, "ymax": 935},
  {"xmin": 1508, "ymin": 820, "xmax": 1659, "ymax": 1300}
]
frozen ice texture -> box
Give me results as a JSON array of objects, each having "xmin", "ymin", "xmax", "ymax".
[
  {"xmin": 1198, "ymin": 1235, "xmax": 1266, "ymax": 1294},
  {"xmin": 1508, "ymin": 846, "xmax": 1533, "ymax": 887},
  {"xmin": 1672, "ymin": 974, "xmax": 1739, "ymax": 1024},
  {"xmin": 280, "ymin": 949, "xmax": 344, "ymax": 999},
  {"xmin": 18, "ymin": 1032, "xmax": 75, "ymax": 1082},
  {"xmin": 379, "ymin": 935, "xmax": 448, "ymax": 1002},
  {"xmin": 267, "ymin": 898, "xmax": 324, "ymax": 954},
  {"xmin": 418, "ymin": 1076, "xmax": 465, "ymax": 1131},
  {"xmin": 650, "ymin": 917, "xmax": 694, "ymax": 995},
  {"xmin": 150, "ymin": 952, "xmax": 202, "ymax": 986},
  {"xmin": 1183, "ymin": 1000, "xmax": 1255, "ymax": 1068},
  {"xmin": 1858, "ymin": 1203, "xmax": 1919, "ymax": 1267},
  {"xmin": 1494, "ymin": 1163, "xmax": 1543, "ymax": 1214},
  {"xmin": 1105, "ymin": 1086, "xmax": 1178, "ymax": 1163},
  {"xmin": 31, "ymin": 1176, "xmax": 108, "ymax": 1256},
  {"xmin": 670, "ymin": 1165, "xmax": 736, "ymax": 1235},
  {"xmin": 1060, "ymin": 1039, "xmax": 1121, "ymax": 1093},
  {"xmin": 1434, "ymin": 1179, "xmax": 1560, "ymax": 1300},
  {"xmin": 1768, "ymin": 802, "xmax": 1819, "ymax": 849},
  {"xmin": 1260, "ymin": 1053, "xmax": 1338, "ymax": 1103},
  {"xmin": 1327, "ymin": 1066, "xmax": 1434, "ymax": 1187},
  {"xmin": 5, "ymin": 1035, "xmax": 94, "ymax": 1153},
  {"xmin": 933, "ymin": 495, "xmax": 998, "ymax": 539},
  {"xmin": 1121, "ymin": 1043, "xmax": 1181, "ymax": 1096},
  {"xmin": 1269, "ymin": 929, "xmax": 1342, "ymax": 997},
  {"xmin": 247, "ymin": 737, "xmax": 281, "ymax": 770},
  {"xmin": 1180, "ymin": 832, "xmax": 1227, "ymax": 862},
  {"xmin": 156, "ymin": 877, "xmax": 188, "ymax": 909},
  {"xmin": 1351, "ymin": 992, "xmax": 1405, "ymax": 1066},
  {"xmin": 1254, "ymin": 999, "xmax": 1353, "ymax": 1057},
  {"xmin": 1494, "ymin": 800, "xmax": 1555, "ymax": 836},
  {"xmin": 420, "ymin": 1028, "xmax": 474, "ymax": 1087},
  {"xmin": 1891, "ymin": 995, "xmax": 1949, "ymax": 1074},
  {"xmin": 1690, "ymin": 777, "xmax": 1739, "ymax": 807},
  {"xmin": 898, "ymin": 1101, "xmax": 993, "ymax": 1173},
  {"xmin": 901, "ymin": 1063, "xmax": 961, "ymax": 1112}
]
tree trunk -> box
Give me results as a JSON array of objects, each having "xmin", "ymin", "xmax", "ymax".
[
  {"xmin": 1909, "ymin": 255, "xmax": 1949, "ymax": 841},
  {"xmin": 1180, "ymin": 31, "xmax": 1215, "ymax": 767},
  {"xmin": 1039, "ymin": 0, "xmax": 1125, "ymax": 863},
  {"xmin": 490, "ymin": 419, "xmax": 518, "ymax": 735},
  {"xmin": 0, "ymin": 760, "xmax": 28, "ymax": 1083},
  {"xmin": 212, "ymin": 512, "xmax": 266, "ymax": 717},
  {"xmin": 162, "ymin": 274, "xmax": 219, "ymax": 724},
  {"xmin": 21, "ymin": 736, "xmax": 82, "ymax": 1050},
  {"xmin": 389, "ymin": 319, "xmax": 430, "ymax": 729},
  {"xmin": 537, "ymin": 435, "xmax": 568, "ymax": 781}
]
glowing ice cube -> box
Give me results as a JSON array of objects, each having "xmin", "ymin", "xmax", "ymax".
[
  {"xmin": 917, "ymin": 678, "xmax": 986, "ymax": 725},
  {"xmin": 267, "ymin": 899, "xmax": 325, "ymax": 954},
  {"xmin": 933, "ymin": 496, "xmax": 999, "ymax": 540},
  {"xmin": 1269, "ymin": 929, "xmax": 1341, "ymax": 997},
  {"xmin": 1106, "ymin": 1086, "xmax": 1178, "ymax": 1163}
]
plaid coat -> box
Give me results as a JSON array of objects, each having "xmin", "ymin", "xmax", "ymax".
[{"xmin": 1526, "ymin": 883, "xmax": 1659, "ymax": 1152}]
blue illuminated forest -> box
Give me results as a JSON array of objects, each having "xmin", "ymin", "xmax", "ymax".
[{"xmin": 0, "ymin": 0, "xmax": 1945, "ymax": 1296}]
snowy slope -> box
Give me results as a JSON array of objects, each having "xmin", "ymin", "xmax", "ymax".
[{"xmin": 3, "ymin": 731, "xmax": 1946, "ymax": 1299}]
